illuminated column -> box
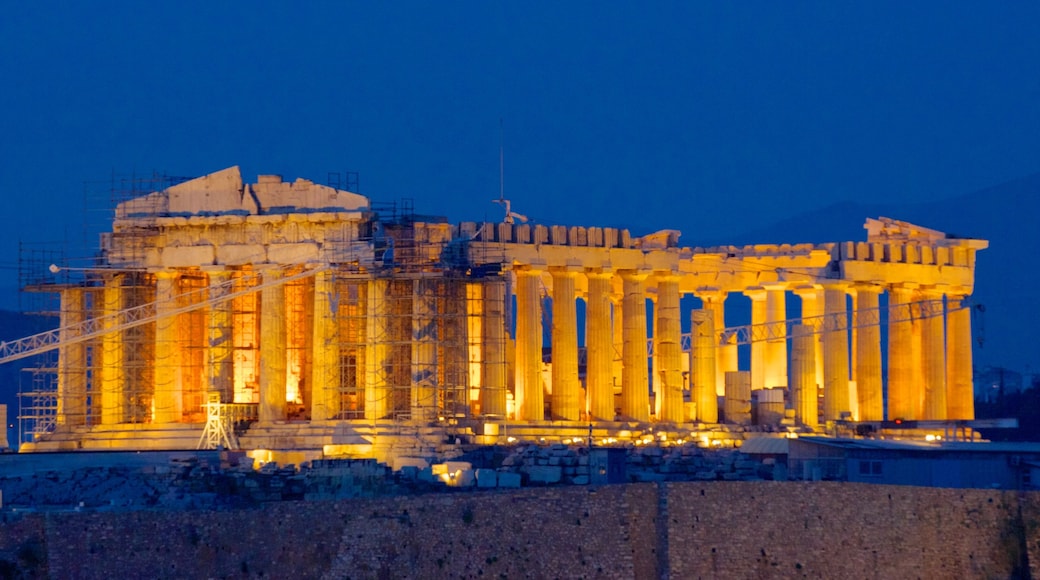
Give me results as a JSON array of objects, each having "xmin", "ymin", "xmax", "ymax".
[
  {"xmin": 822, "ymin": 284, "xmax": 850, "ymax": 422},
  {"xmin": 466, "ymin": 282, "xmax": 483, "ymax": 414},
  {"xmin": 656, "ymin": 274, "xmax": 683, "ymax": 423},
  {"xmin": 920, "ymin": 290, "xmax": 947, "ymax": 420},
  {"xmin": 205, "ymin": 270, "xmax": 234, "ymax": 403},
  {"xmin": 946, "ymin": 294, "xmax": 975, "ymax": 420},
  {"xmin": 650, "ymin": 295, "xmax": 661, "ymax": 419},
  {"xmin": 586, "ymin": 271, "xmax": 615, "ymax": 421},
  {"xmin": 57, "ymin": 288, "xmax": 87, "ymax": 427},
  {"xmin": 724, "ymin": 371, "xmax": 751, "ymax": 425},
  {"xmin": 100, "ymin": 274, "xmax": 125, "ymax": 425},
  {"xmin": 411, "ymin": 278, "xmax": 439, "ymax": 421},
  {"xmin": 744, "ymin": 288, "xmax": 767, "ymax": 390},
  {"xmin": 620, "ymin": 270, "xmax": 650, "ymax": 422},
  {"xmin": 153, "ymin": 271, "xmax": 182, "ymax": 424},
  {"xmin": 887, "ymin": 285, "xmax": 915, "ymax": 420},
  {"xmin": 550, "ymin": 269, "xmax": 580, "ymax": 421},
  {"xmin": 691, "ymin": 309, "xmax": 718, "ymax": 423},
  {"xmin": 311, "ymin": 269, "xmax": 341, "ymax": 422},
  {"xmin": 696, "ymin": 290, "xmax": 733, "ymax": 396},
  {"xmin": 611, "ymin": 292, "xmax": 624, "ymax": 396},
  {"xmin": 364, "ymin": 278, "xmax": 391, "ymax": 421},
  {"xmin": 481, "ymin": 277, "xmax": 508, "ymax": 417},
  {"xmin": 515, "ymin": 268, "xmax": 543, "ymax": 421},
  {"xmin": 790, "ymin": 324, "xmax": 817, "ymax": 428},
  {"xmin": 764, "ymin": 285, "xmax": 788, "ymax": 389},
  {"xmin": 854, "ymin": 285, "xmax": 883, "ymax": 421},
  {"xmin": 794, "ymin": 286, "xmax": 825, "ymax": 392},
  {"xmin": 259, "ymin": 270, "xmax": 287, "ymax": 423}
]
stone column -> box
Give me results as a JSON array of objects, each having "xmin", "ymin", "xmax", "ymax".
[
  {"xmin": 854, "ymin": 284, "xmax": 883, "ymax": 421},
  {"xmin": 411, "ymin": 278, "xmax": 439, "ymax": 421},
  {"xmin": 946, "ymin": 294, "xmax": 975, "ymax": 420},
  {"xmin": 153, "ymin": 271, "xmax": 182, "ymax": 424},
  {"xmin": 696, "ymin": 290, "xmax": 733, "ymax": 397},
  {"xmin": 56, "ymin": 288, "xmax": 87, "ymax": 427},
  {"xmin": 259, "ymin": 270, "xmax": 287, "ymax": 423},
  {"xmin": 887, "ymin": 285, "xmax": 915, "ymax": 420},
  {"xmin": 764, "ymin": 285, "xmax": 787, "ymax": 389},
  {"xmin": 551, "ymin": 269, "xmax": 580, "ymax": 421},
  {"xmin": 466, "ymin": 282, "xmax": 483, "ymax": 413},
  {"xmin": 514, "ymin": 268, "xmax": 543, "ymax": 421},
  {"xmin": 364, "ymin": 278, "xmax": 391, "ymax": 421},
  {"xmin": 620, "ymin": 270, "xmax": 650, "ymax": 422},
  {"xmin": 100, "ymin": 274, "xmax": 126, "ymax": 425},
  {"xmin": 744, "ymin": 288, "xmax": 767, "ymax": 390},
  {"xmin": 822, "ymin": 285, "xmax": 850, "ymax": 422},
  {"xmin": 611, "ymin": 292, "xmax": 624, "ymax": 396},
  {"xmin": 691, "ymin": 309, "xmax": 718, "ymax": 423},
  {"xmin": 586, "ymin": 271, "xmax": 615, "ymax": 421},
  {"xmin": 794, "ymin": 286, "xmax": 825, "ymax": 392},
  {"xmin": 482, "ymin": 277, "xmax": 508, "ymax": 417},
  {"xmin": 724, "ymin": 371, "xmax": 751, "ymax": 425},
  {"xmin": 920, "ymin": 290, "xmax": 947, "ymax": 420},
  {"xmin": 656, "ymin": 274, "xmax": 684, "ymax": 424},
  {"xmin": 205, "ymin": 270, "xmax": 234, "ymax": 404},
  {"xmin": 311, "ymin": 269, "xmax": 341, "ymax": 422},
  {"xmin": 790, "ymin": 324, "xmax": 817, "ymax": 428}
]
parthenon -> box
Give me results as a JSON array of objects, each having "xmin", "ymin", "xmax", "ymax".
[{"xmin": 10, "ymin": 167, "xmax": 988, "ymax": 458}]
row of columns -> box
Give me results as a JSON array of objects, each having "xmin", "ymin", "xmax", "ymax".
[
  {"xmin": 508, "ymin": 267, "xmax": 976, "ymax": 426},
  {"xmin": 54, "ymin": 267, "xmax": 976, "ymax": 430}
]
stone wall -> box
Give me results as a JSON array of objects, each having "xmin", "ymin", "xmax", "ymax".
[{"xmin": 2, "ymin": 482, "xmax": 1040, "ymax": 578}]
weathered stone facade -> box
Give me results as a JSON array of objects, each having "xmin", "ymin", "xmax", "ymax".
[{"xmin": 2, "ymin": 482, "xmax": 1038, "ymax": 579}]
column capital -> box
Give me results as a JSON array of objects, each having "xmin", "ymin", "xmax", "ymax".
[
  {"xmin": 743, "ymin": 286, "xmax": 767, "ymax": 300},
  {"xmin": 548, "ymin": 266, "xmax": 582, "ymax": 277},
  {"xmin": 617, "ymin": 268, "xmax": 650, "ymax": 281},
  {"xmin": 584, "ymin": 268, "xmax": 614, "ymax": 280},
  {"xmin": 850, "ymin": 282, "xmax": 883, "ymax": 295},
  {"xmin": 791, "ymin": 285, "xmax": 821, "ymax": 298}
]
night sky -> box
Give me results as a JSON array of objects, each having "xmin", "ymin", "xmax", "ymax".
[{"xmin": 1, "ymin": 4, "xmax": 1038, "ymax": 311}]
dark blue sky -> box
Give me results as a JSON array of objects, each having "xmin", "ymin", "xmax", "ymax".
[{"xmin": 1, "ymin": 3, "xmax": 1038, "ymax": 295}]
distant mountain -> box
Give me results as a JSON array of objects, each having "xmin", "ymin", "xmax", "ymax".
[{"xmin": 720, "ymin": 172, "xmax": 1040, "ymax": 374}]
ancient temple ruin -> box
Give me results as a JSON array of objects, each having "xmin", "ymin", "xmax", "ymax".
[{"xmin": 5, "ymin": 167, "xmax": 988, "ymax": 461}]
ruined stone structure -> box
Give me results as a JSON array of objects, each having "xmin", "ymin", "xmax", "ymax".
[{"xmin": 9, "ymin": 167, "xmax": 987, "ymax": 457}]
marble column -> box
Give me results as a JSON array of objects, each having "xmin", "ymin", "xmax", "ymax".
[
  {"xmin": 411, "ymin": 278, "xmax": 439, "ymax": 421},
  {"xmin": 620, "ymin": 270, "xmax": 650, "ymax": 422},
  {"xmin": 551, "ymin": 269, "xmax": 580, "ymax": 421},
  {"xmin": 56, "ymin": 288, "xmax": 87, "ymax": 427},
  {"xmin": 764, "ymin": 285, "xmax": 788, "ymax": 389},
  {"xmin": 656, "ymin": 274, "xmax": 684, "ymax": 423},
  {"xmin": 790, "ymin": 324, "xmax": 817, "ymax": 428},
  {"xmin": 822, "ymin": 285, "xmax": 850, "ymax": 422},
  {"xmin": 100, "ymin": 274, "xmax": 126, "ymax": 425},
  {"xmin": 515, "ymin": 268, "xmax": 543, "ymax": 421},
  {"xmin": 586, "ymin": 271, "xmax": 615, "ymax": 421},
  {"xmin": 691, "ymin": 309, "xmax": 718, "ymax": 423},
  {"xmin": 946, "ymin": 294, "xmax": 975, "ymax": 420},
  {"xmin": 260, "ymin": 270, "xmax": 288, "ymax": 423},
  {"xmin": 364, "ymin": 278, "xmax": 391, "ymax": 421},
  {"xmin": 310, "ymin": 269, "xmax": 341, "ymax": 422},
  {"xmin": 481, "ymin": 278, "xmax": 508, "ymax": 417},
  {"xmin": 696, "ymin": 290, "xmax": 733, "ymax": 397},
  {"xmin": 794, "ymin": 286, "xmax": 825, "ymax": 393},
  {"xmin": 206, "ymin": 270, "xmax": 234, "ymax": 404},
  {"xmin": 745, "ymin": 288, "xmax": 767, "ymax": 390},
  {"xmin": 887, "ymin": 285, "xmax": 916, "ymax": 420},
  {"xmin": 854, "ymin": 284, "xmax": 883, "ymax": 421},
  {"xmin": 920, "ymin": 290, "xmax": 947, "ymax": 420},
  {"xmin": 153, "ymin": 271, "xmax": 182, "ymax": 424}
]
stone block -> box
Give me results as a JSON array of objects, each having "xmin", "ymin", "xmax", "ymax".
[
  {"xmin": 475, "ymin": 469, "xmax": 497, "ymax": 488},
  {"xmin": 526, "ymin": 465, "xmax": 562, "ymax": 484},
  {"xmin": 497, "ymin": 472, "xmax": 522, "ymax": 488}
]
